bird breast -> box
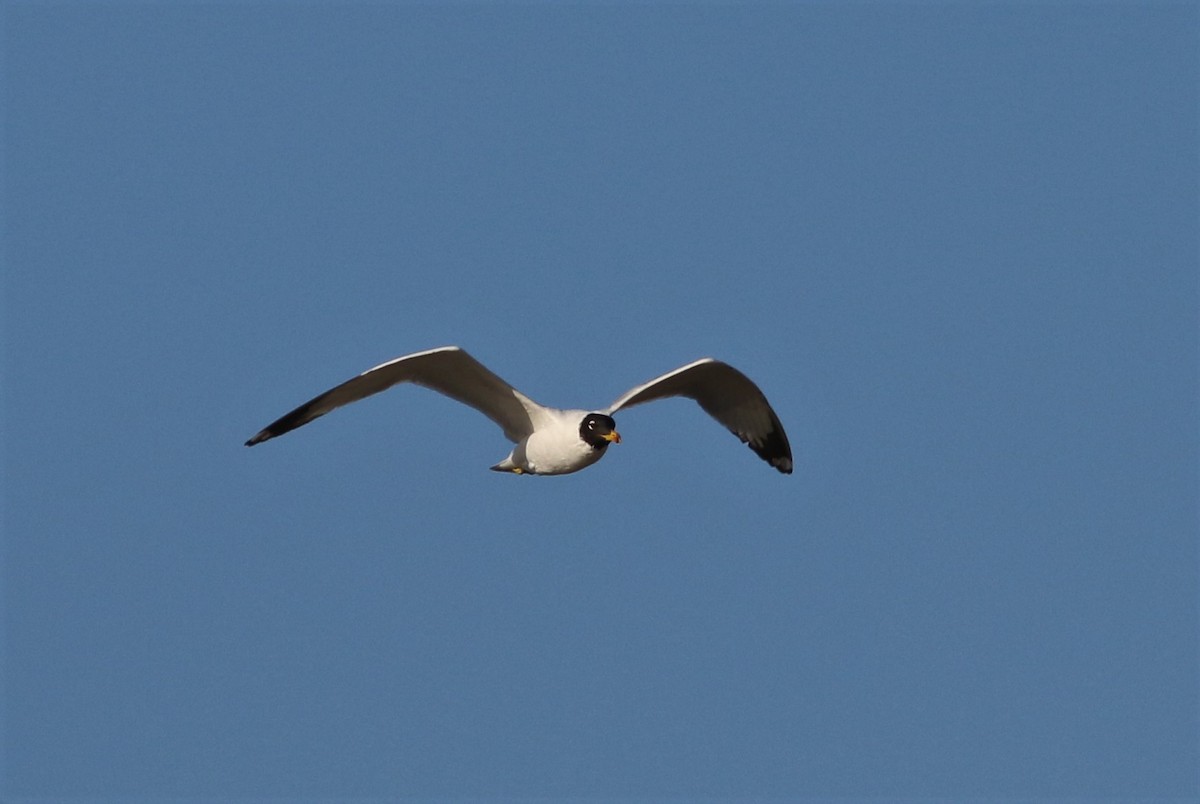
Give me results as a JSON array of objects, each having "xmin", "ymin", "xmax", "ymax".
[{"xmin": 522, "ymin": 411, "xmax": 608, "ymax": 475}]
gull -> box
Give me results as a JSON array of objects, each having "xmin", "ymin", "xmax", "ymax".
[{"xmin": 245, "ymin": 346, "xmax": 792, "ymax": 475}]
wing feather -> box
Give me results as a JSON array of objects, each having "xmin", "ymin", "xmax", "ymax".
[
  {"xmin": 245, "ymin": 346, "xmax": 541, "ymax": 446},
  {"xmin": 606, "ymin": 359, "xmax": 793, "ymax": 474}
]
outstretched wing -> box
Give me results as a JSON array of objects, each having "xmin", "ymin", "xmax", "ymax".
[
  {"xmin": 245, "ymin": 346, "xmax": 542, "ymax": 446},
  {"xmin": 605, "ymin": 358, "xmax": 793, "ymax": 474}
]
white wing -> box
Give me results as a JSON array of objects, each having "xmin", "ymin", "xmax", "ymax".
[
  {"xmin": 605, "ymin": 358, "xmax": 793, "ymax": 474},
  {"xmin": 245, "ymin": 346, "xmax": 544, "ymax": 446}
]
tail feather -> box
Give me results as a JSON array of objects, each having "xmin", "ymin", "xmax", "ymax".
[{"xmin": 490, "ymin": 455, "xmax": 520, "ymax": 473}]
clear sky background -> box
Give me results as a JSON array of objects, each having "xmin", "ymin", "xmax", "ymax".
[{"xmin": 3, "ymin": 3, "xmax": 1197, "ymax": 801}]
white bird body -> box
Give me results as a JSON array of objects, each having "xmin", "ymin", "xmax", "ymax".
[
  {"xmin": 246, "ymin": 346, "xmax": 793, "ymax": 476},
  {"xmin": 491, "ymin": 409, "xmax": 606, "ymax": 475}
]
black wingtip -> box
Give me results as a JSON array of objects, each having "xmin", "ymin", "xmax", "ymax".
[
  {"xmin": 743, "ymin": 427, "xmax": 793, "ymax": 475},
  {"xmin": 244, "ymin": 432, "xmax": 269, "ymax": 447}
]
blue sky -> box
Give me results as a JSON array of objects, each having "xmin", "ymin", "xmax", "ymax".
[{"xmin": 3, "ymin": 3, "xmax": 1196, "ymax": 800}]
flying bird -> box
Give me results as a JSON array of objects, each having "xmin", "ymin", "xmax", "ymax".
[{"xmin": 245, "ymin": 346, "xmax": 792, "ymax": 475}]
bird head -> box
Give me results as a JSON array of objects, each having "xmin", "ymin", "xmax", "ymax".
[{"xmin": 580, "ymin": 413, "xmax": 621, "ymax": 449}]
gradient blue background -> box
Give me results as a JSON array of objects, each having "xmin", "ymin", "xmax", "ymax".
[{"xmin": 4, "ymin": 3, "xmax": 1197, "ymax": 801}]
